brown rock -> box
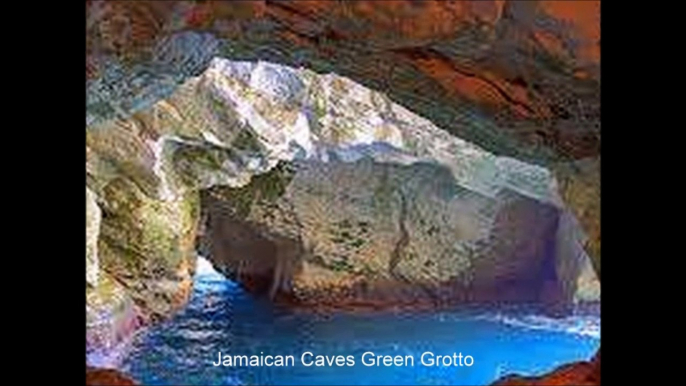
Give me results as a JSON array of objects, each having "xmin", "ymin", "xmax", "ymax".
[
  {"xmin": 86, "ymin": 367, "xmax": 138, "ymax": 386},
  {"xmin": 492, "ymin": 348, "xmax": 600, "ymax": 386},
  {"xmin": 552, "ymin": 158, "xmax": 601, "ymax": 277},
  {"xmin": 86, "ymin": 0, "xmax": 600, "ymax": 165}
]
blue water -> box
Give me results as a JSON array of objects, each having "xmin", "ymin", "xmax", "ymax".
[{"xmin": 121, "ymin": 258, "xmax": 600, "ymax": 385}]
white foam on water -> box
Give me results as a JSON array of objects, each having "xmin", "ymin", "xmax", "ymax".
[
  {"xmin": 477, "ymin": 312, "xmax": 600, "ymax": 339},
  {"xmin": 195, "ymin": 255, "xmax": 219, "ymax": 276}
]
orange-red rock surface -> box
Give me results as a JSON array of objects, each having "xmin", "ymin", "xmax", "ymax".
[
  {"xmin": 86, "ymin": 366, "xmax": 138, "ymax": 386},
  {"xmin": 492, "ymin": 349, "xmax": 600, "ymax": 386},
  {"xmin": 86, "ymin": 0, "xmax": 599, "ymax": 163}
]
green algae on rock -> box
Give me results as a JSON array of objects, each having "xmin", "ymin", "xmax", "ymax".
[{"xmin": 97, "ymin": 177, "xmax": 199, "ymax": 320}]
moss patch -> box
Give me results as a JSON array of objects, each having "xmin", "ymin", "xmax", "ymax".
[
  {"xmin": 206, "ymin": 161, "xmax": 296, "ymax": 219},
  {"xmin": 98, "ymin": 177, "xmax": 199, "ymax": 281}
]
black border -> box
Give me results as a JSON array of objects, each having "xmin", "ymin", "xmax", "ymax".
[{"xmin": 29, "ymin": 0, "xmax": 637, "ymax": 384}]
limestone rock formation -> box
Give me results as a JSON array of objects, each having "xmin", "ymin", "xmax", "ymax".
[
  {"xmin": 86, "ymin": 2, "xmax": 601, "ymax": 383},
  {"xmin": 86, "ymin": 57, "xmax": 598, "ymax": 318},
  {"xmin": 86, "ymin": 1, "xmax": 601, "ymax": 279},
  {"xmin": 552, "ymin": 158, "xmax": 600, "ymax": 277},
  {"xmin": 86, "ymin": 0, "xmax": 600, "ymax": 165},
  {"xmin": 96, "ymin": 177, "xmax": 199, "ymax": 321},
  {"xmin": 86, "ymin": 272, "xmax": 140, "ymax": 364},
  {"xmin": 86, "ymin": 186, "xmax": 101, "ymax": 287},
  {"xmin": 85, "ymin": 0, "xmax": 601, "ymax": 272},
  {"xmin": 89, "ymin": 56, "xmax": 561, "ymax": 202},
  {"xmin": 202, "ymin": 156, "xmax": 598, "ymax": 309}
]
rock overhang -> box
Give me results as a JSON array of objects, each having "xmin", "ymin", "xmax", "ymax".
[
  {"xmin": 88, "ymin": 57, "xmax": 563, "ymax": 208},
  {"xmin": 86, "ymin": 41, "xmax": 598, "ymax": 321}
]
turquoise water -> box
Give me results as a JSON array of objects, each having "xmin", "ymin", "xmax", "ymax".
[{"xmin": 121, "ymin": 258, "xmax": 600, "ymax": 385}]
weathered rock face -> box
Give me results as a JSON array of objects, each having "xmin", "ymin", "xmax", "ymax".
[
  {"xmin": 86, "ymin": 366, "xmax": 138, "ymax": 386},
  {"xmin": 96, "ymin": 177, "xmax": 199, "ymax": 320},
  {"xmin": 86, "ymin": 187, "xmax": 101, "ymax": 287},
  {"xmin": 86, "ymin": 272, "xmax": 141, "ymax": 366},
  {"xmin": 86, "ymin": 0, "xmax": 600, "ymax": 165},
  {"xmin": 85, "ymin": 0, "xmax": 601, "ymax": 277},
  {"xmin": 86, "ymin": 57, "xmax": 598, "ymax": 319},
  {"xmin": 86, "ymin": 174, "xmax": 199, "ymax": 363},
  {"xmin": 492, "ymin": 349, "xmax": 600, "ymax": 386},
  {"xmin": 201, "ymin": 157, "xmax": 597, "ymax": 310},
  {"xmin": 553, "ymin": 158, "xmax": 600, "ymax": 277}
]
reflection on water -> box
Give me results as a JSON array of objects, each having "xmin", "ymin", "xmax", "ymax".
[{"xmin": 121, "ymin": 257, "xmax": 600, "ymax": 385}]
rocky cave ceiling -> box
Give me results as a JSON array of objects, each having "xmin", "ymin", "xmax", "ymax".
[
  {"xmin": 86, "ymin": 0, "xmax": 600, "ymax": 166},
  {"xmin": 85, "ymin": 2, "xmax": 601, "ymax": 383}
]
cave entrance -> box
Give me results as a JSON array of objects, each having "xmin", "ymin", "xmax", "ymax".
[
  {"xmin": 161, "ymin": 59, "xmax": 599, "ymax": 312},
  {"xmin": 89, "ymin": 57, "xmax": 598, "ymax": 316}
]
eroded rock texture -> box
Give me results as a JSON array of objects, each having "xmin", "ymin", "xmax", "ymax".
[
  {"xmin": 85, "ymin": 2, "xmax": 601, "ymax": 380},
  {"xmin": 86, "ymin": 0, "xmax": 600, "ymax": 163},
  {"xmin": 86, "ymin": 187, "xmax": 101, "ymax": 286},
  {"xmin": 85, "ymin": 55, "xmax": 598, "ymax": 317},
  {"xmin": 201, "ymin": 157, "xmax": 597, "ymax": 310},
  {"xmin": 85, "ymin": 0, "xmax": 600, "ymax": 272},
  {"xmin": 492, "ymin": 349, "xmax": 600, "ymax": 386}
]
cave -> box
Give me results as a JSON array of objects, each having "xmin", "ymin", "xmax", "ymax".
[
  {"xmin": 92, "ymin": 56, "xmax": 597, "ymax": 313},
  {"xmin": 85, "ymin": 2, "xmax": 600, "ymax": 385}
]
